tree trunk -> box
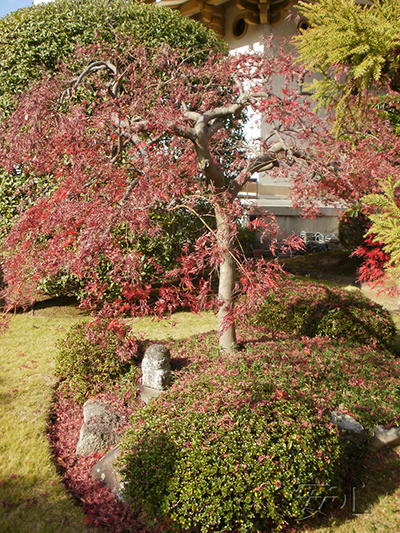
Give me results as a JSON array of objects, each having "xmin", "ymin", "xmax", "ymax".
[{"xmin": 215, "ymin": 210, "xmax": 237, "ymax": 353}]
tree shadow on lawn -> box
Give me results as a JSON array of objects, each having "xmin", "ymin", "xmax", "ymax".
[
  {"xmin": 6, "ymin": 294, "xmax": 88, "ymax": 319},
  {"xmin": 0, "ymin": 470, "xmax": 98, "ymax": 533},
  {"xmin": 292, "ymin": 444, "xmax": 400, "ymax": 532}
]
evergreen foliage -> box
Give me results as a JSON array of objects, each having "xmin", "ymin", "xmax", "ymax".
[
  {"xmin": 294, "ymin": 0, "xmax": 400, "ymax": 121},
  {"xmin": 56, "ymin": 319, "xmax": 140, "ymax": 403},
  {"xmin": 363, "ymin": 175, "xmax": 400, "ymax": 278},
  {"xmin": 0, "ymin": 0, "xmax": 224, "ymax": 115},
  {"xmin": 254, "ymin": 278, "xmax": 396, "ymax": 348},
  {"xmin": 294, "ymin": 0, "xmax": 400, "ymax": 287}
]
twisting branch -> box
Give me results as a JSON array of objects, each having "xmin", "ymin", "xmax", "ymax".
[
  {"xmin": 58, "ymin": 60, "xmax": 122, "ymax": 106},
  {"xmin": 119, "ymin": 176, "xmax": 141, "ymax": 206},
  {"xmin": 72, "ymin": 60, "xmax": 118, "ymax": 90},
  {"xmin": 228, "ymin": 145, "xmax": 283, "ymax": 199},
  {"xmin": 207, "ymin": 118, "xmax": 225, "ymax": 139},
  {"xmin": 202, "ymin": 101, "xmax": 248, "ymax": 124},
  {"xmin": 298, "ymin": 71, "xmax": 313, "ymax": 96},
  {"xmin": 233, "ymin": 75, "xmax": 246, "ymax": 100},
  {"xmin": 273, "ymin": 125, "xmax": 294, "ymax": 164}
]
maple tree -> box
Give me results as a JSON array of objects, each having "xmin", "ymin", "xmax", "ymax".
[
  {"xmin": 0, "ymin": 0, "xmax": 225, "ymax": 241},
  {"xmin": 0, "ymin": 38, "xmax": 336, "ymax": 351}
]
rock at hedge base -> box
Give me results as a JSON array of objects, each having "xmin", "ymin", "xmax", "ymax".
[
  {"xmin": 370, "ymin": 425, "xmax": 400, "ymax": 451},
  {"xmin": 331, "ymin": 410, "xmax": 367, "ymax": 452},
  {"xmin": 91, "ymin": 445, "xmax": 125, "ymax": 501},
  {"xmin": 76, "ymin": 400, "xmax": 125, "ymax": 456}
]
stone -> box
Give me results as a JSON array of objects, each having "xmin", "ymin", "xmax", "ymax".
[
  {"xmin": 82, "ymin": 399, "xmax": 123, "ymax": 426},
  {"xmin": 136, "ymin": 383, "xmax": 163, "ymax": 404},
  {"xmin": 330, "ymin": 410, "xmax": 367, "ymax": 451},
  {"xmin": 369, "ymin": 425, "xmax": 400, "ymax": 451},
  {"xmin": 91, "ymin": 445, "xmax": 125, "ymax": 502},
  {"xmin": 141, "ymin": 344, "xmax": 171, "ymax": 391},
  {"xmin": 76, "ymin": 400, "xmax": 126, "ymax": 456}
]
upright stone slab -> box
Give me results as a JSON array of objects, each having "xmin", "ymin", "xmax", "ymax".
[
  {"xmin": 370, "ymin": 425, "xmax": 400, "ymax": 451},
  {"xmin": 141, "ymin": 344, "xmax": 171, "ymax": 391},
  {"xmin": 91, "ymin": 445, "xmax": 125, "ymax": 502}
]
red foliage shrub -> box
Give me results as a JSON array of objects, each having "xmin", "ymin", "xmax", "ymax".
[{"xmin": 48, "ymin": 390, "xmax": 150, "ymax": 533}]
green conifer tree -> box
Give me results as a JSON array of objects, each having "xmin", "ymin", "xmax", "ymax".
[{"xmin": 294, "ymin": 0, "xmax": 400, "ymax": 121}]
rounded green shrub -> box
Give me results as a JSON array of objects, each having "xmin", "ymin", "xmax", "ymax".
[
  {"xmin": 338, "ymin": 209, "xmax": 369, "ymax": 250},
  {"xmin": 56, "ymin": 319, "xmax": 139, "ymax": 403},
  {"xmin": 120, "ymin": 330, "xmax": 400, "ymax": 532},
  {"xmin": 0, "ymin": 0, "xmax": 225, "ymax": 115},
  {"xmin": 255, "ymin": 278, "xmax": 396, "ymax": 347},
  {"xmin": 119, "ymin": 344, "xmax": 348, "ymax": 532}
]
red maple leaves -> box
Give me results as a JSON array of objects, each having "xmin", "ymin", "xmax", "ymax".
[{"xmin": 1, "ymin": 37, "xmax": 397, "ymax": 340}]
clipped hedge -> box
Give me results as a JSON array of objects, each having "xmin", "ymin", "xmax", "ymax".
[
  {"xmin": 56, "ymin": 319, "xmax": 140, "ymax": 403},
  {"xmin": 119, "ymin": 330, "xmax": 400, "ymax": 532},
  {"xmin": 255, "ymin": 278, "xmax": 396, "ymax": 347},
  {"xmin": 120, "ymin": 353, "xmax": 345, "ymax": 532}
]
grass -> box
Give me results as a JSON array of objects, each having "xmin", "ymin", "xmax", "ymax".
[
  {"xmin": 1, "ymin": 261, "xmax": 400, "ymax": 532},
  {"xmin": 0, "ymin": 312, "xmax": 95, "ymax": 533},
  {"xmin": 128, "ymin": 310, "xmax": 218, "ymax": 340}
]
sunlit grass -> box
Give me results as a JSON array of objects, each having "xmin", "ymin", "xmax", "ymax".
[
  {"xmin": 128, "ymin": 310, "xmax": 218, "ymax": 340},
  {"xmin": 0, "ymin": 313, "xmax": 96, "ymax": 533}
]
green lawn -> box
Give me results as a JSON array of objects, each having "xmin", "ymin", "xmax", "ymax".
[{"xmin": 0, "ymin": 312, "xmax": 94, "ymax": 533}]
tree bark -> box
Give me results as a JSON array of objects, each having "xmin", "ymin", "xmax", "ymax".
[{"xmin": 215, "ymin": 209, "xmax": 237, "ymax": 353}]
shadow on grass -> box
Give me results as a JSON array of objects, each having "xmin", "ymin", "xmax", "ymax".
[
  {"xmin": 0, "ymin": 471, "xmax": 90, "ymax": 533},
  {"xmin": 292, "ymin": 444, "xmax": 400, "ymax": 532}
]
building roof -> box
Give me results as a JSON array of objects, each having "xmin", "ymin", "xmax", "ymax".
[{"xmin": 147, "ymin": 0, "xmax": 297, "ymax": 37}]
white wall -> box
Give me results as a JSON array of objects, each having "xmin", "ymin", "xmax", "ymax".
[{"xmin": 224, "ymin": 4, "xmax": 301, "ymax": 51}]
